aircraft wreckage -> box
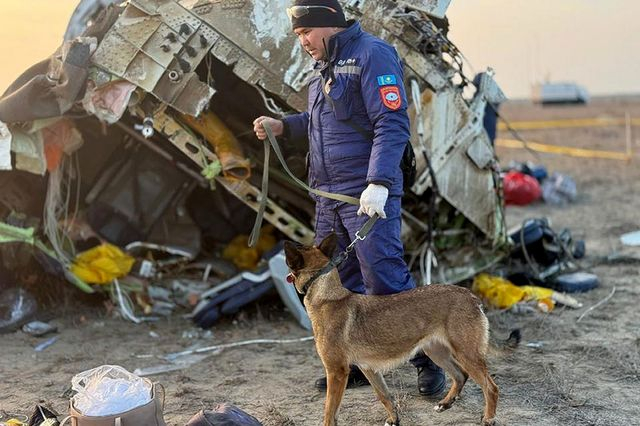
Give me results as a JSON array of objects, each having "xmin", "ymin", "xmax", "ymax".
[{"xmin": 0, "ymin": 0, "xmax": 507, "ymax": 327}]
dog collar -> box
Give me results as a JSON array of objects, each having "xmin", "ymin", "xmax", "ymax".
[
  {"xmin": 296, "ymin": 251, "xmax": 348, "ymax": 295},
  {"xmin": 292, "ymin": 214, "xmax": 380, "ymax": 294}
]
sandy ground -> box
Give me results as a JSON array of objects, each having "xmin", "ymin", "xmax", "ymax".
[{"xmin": 1, "ymin": 98, "xmax": 640, "ymax": 426}]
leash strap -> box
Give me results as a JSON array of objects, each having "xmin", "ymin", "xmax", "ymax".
[
  {"xmin": 248, "ymin": 122, "xmax": 360, "ymax": 246},
  {"xmin": 264, "ymin": 123, "xmax": 360, "ymax": 205},
  {"xmin": 248, "ymin": 125, "xmax": 271, "ymax": 247},
  {"xmin": 300, "ymin": 213, "xmax": 379, "ymax": 294}
]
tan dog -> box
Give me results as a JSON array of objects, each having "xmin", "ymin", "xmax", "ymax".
[{"xmin": 284, "ymin": 234, "xmax": 517, "ymax": 426}]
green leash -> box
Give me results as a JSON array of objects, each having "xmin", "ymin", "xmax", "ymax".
[{"xmin": 248, "ymin": 122, "xmax": 374, "ymax": 247}]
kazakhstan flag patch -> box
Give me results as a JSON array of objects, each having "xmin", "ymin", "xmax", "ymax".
[{"xmin": 376, "ymin": 74, "xmax": 397, "ymax": 86}]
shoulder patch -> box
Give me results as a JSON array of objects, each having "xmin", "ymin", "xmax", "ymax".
[
  {"xmin": 379, "ymin": 86, "xmax": 402, "ymax": 110},
  {"xmin": 377, "ymin": 74, "xmax": 397, "ymax": 86}
]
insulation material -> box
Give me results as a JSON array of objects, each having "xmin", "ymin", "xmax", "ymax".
[
  {"xmin": 42, "ymin": 119, "xmax": 85, "ymax": 172},
  {"xmin": 179, "ymin": 111, "xmax": 251, "ymax": 179},
  {"xmin": 11, "ymin": 129, "xmax": 47, "ymax": 176},
  {"xmin": 82, "ymin": 80, "xmax": 138, "ymax": 124}
]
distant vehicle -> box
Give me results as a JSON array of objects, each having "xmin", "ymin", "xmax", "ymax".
[{"xmin": 531, "ymin": 82, "xmax": 590, "ymax": 105}]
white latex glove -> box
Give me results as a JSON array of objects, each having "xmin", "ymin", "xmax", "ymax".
[
  {"xmin": 357, "ymin": 183, "xmax": 388, "ymax": 219},
  {"xmin": 253, "ymin": 116, "xmax": 284, "ymax": 140}
]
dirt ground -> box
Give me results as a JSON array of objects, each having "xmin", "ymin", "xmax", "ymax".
[{"xmin": 2, "ymin": 97, "xmax": 640, "ymax": 426}]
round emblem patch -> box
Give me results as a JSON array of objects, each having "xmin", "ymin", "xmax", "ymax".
[
  {"xmin": 379, "ymin": 86, "xmax": 402, "ymax": 110},
  {"xmin": 385, "ymin": 92, "xmax": 399, "ymax": 102}
]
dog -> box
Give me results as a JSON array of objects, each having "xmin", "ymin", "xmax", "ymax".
[{"xmin": 284, "ymin": 233, "xmax": 518, "ymax": 426}]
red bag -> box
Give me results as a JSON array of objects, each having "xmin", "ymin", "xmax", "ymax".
[{"xmin": 503, "ymin": 171, "xmax": 542, "ymax": 206}]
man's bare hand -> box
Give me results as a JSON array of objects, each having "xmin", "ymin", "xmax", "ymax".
[{"xmin": 253, "ymin": 116, "xmax": 284, "ymax": 140}]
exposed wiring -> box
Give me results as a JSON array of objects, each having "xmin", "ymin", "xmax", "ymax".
[
  {"xmin": 165, "ymin": 336, "xmax": 315, "ymax": 361},
  {"xmin": 43, "ymin": 153, "xmax": 82, "ymax": 266},
  {"xmin": 577, "ymin": 287, "xmax": 616, "ymax": 323},
  {"xmin": 112, "ymin": 278, "xmax": 142, "ymax": 324},
  {"xmin": 252, "ymin": 83, "xmax": 286, "ymax": 118}
]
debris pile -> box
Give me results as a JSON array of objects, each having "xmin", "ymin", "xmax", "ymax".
[{"xmin": 0, "ymin": 0, "xmax": 514, "ymax": 326}]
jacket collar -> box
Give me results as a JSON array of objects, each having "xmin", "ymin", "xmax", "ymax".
[{"xmin": 315, "ymin": 21, "xmax": 362, "ymax": 70}]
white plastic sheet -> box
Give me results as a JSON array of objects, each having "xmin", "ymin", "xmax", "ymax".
[
  {"xmin": 0, "ymin": 120, "xmax": 12, "ymax": 170},
  {"xmin": 71, "ymin": 365, "xmax": 152, "ymax": 416},
  {"xmin": 11, "ymin": 129, "xmax": 46, "ymax": 175}
]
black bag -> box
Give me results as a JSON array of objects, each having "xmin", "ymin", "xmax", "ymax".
[{"xmin": 400, "ymin": 142, "xmax": 417, "ymax": 191}]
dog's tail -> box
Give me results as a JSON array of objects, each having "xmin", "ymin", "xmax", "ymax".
[{"xmin": 489, "ymin": 329, "xmax": 521, "ymax": 355}]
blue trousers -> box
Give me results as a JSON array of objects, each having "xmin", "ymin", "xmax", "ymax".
[
  {"xmin": 314, "ymin": 196, "xmax": 430, "ymax": 368},
  {"xmin": 314, "ymin": 196, "xmax": 415, "ymax": 295}
]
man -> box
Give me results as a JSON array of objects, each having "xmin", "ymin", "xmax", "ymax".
[{"xmin": 253, "ymin": 0, "xmax": 445, "ymax": 397}]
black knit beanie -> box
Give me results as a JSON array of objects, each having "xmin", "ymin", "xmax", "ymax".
[{"xmin": 289, "ymin": 0, "xmax": 348, "ymax": 29}]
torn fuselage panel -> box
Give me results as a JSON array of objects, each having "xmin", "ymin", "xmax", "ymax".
[{"xmin": 91, "ymin": 1, "xmax": 216, "ymax": 116}]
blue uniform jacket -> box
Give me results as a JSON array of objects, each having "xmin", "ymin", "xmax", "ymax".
[{"xmin": 283, "ymin": 22, "xmax": 411, "ymax": 201}]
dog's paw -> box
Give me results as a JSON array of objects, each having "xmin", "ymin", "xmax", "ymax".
[
  {"xmin": 481, "ymin": 417, "xmax": 497, "ymax": 426},
  {"xmin": 384, "ymin": 416, "xmax": 400, "ymax": 426},
  {"xmin": 433, "ymin": 404, "xmax": 447, "ymax": 413}
]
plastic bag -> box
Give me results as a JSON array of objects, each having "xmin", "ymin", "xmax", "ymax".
[
  {"xmin": 71, "ymin": 365, "xmax": 151, "ymax": 416},
  {"xmin": 472, "ymin": 273, "xmax": 555, "ymax": 311},
  {"xmin": 70, "ymin": 244, "xmax": 135, "ymax": 284},
  {"xmin": 541, "ymin": 172, "xmax": 577, "ymax": 205},
  {"xmin": 503, "ymin": 171, "xmax": 542, "ymax": 206}
]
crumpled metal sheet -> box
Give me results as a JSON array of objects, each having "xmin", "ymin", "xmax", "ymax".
[
  {"xmin": 399, "ymin": 0, "xmax": 452, "ymax": 18},
  {"xmin": 90, "ymin": 0, "xmax": 333, "ymax": 115},
  {"xmin": 0, "ymin": 37, "xmax": 97, "ymax": 124},
  {"xmin": 410, "ymin": 88, "xmax": 502, "ymax": 238},
  {"xmin": 91, "ymin": 1, "xmax": 216, "ymax": 116},
  {"xmin": 179, "ymin": 0, "xmax": 309, "ymax": 110}
]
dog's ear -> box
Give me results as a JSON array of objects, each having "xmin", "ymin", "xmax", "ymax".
[
  {"xmin": 284, "ymin": 241, "xmax": 304, "ymax": 270},
  {"xmin": 317, "ymin": 233, "xmax": 337, "ymax": 259}
]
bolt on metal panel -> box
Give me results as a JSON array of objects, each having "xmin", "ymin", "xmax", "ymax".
[
  {"xmin": 141, "ymin": 23, "xmax": 187, "ymax": 67},
  {"xmin": 92, "ymin": 30, "xmax": 140, "ymax": 77}
]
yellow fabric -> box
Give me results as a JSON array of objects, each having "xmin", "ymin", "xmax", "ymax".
[
  {"xmin": 71, "ymin": 244, "xmax": 135, "ymax": 284},
  {"xmin": 180, "ymin": 111, "xmax": 251, "ymax": 180},
  {"xmin": 222, "ymin": 225, "xmax": 277, "ymax": 270},
  {"xmin": 472, "ymin": 273, "xmax": 555, "ymax": 311}
]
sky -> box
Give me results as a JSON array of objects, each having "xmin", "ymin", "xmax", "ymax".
[
  {"xmin": 0, "ymin": 0, "xmax": 639, "ymax": 99},
  {"xmin": 447, "ymin": 0, "xmax": 640, "ymax": 98}
]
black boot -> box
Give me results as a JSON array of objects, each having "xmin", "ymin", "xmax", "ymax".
[
  {"xmin": 417, "ymin": 358, "xmax": 446, "ymax": 397},
  {"xmin": 314, "ymin": 365, "xmax": 370, "ymax": 390}
]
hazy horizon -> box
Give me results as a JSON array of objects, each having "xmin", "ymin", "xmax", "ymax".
[
  {"xmin": 0, "ymin": 0, "xmax": 638, "ymax": 100},
  {"xmin": 447, "ymin": 0, "xmax": 640, "ymax": 99}
]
